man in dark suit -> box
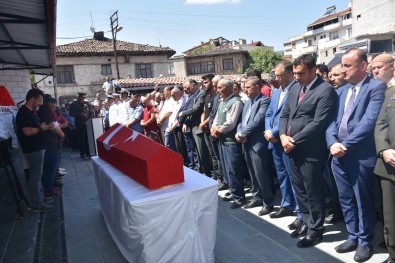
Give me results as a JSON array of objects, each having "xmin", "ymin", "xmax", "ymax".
[
  {"xmin": 265, "ymin": 61, "xmax": 302, "ymax": 226},
  {"xmin": 279, "ymin": 54, "xmax": 337, "ymax": 248},
  {"xmin": 236, "ymin": 76, "xmax": 274, "ymax": 216},
  {"xmin": 326, "ymin": 48, "xmax": 386, "ymax": 262},
  {"xmin": 179, "ymin": 79, "xmax": 212, "ymax": 176},
  {"xmin": 374, "ymin": 63, "xmax": 395, "ymax": 263}
]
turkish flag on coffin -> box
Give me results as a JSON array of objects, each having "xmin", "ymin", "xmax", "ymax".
[{"xmin": 96, "ymin": 123, "xmax": 184, "ymax": 189}]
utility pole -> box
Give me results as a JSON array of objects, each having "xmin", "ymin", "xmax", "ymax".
[{"xmin": 110, "ymin": 11, "xmax": 121, "ymax": 79}]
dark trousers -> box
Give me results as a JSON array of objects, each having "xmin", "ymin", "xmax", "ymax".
[
  {"xmin": 192, "ymin": 126, "xmax": 212, "ymax": 176},
  {"xmin": 183, "ymin": 131, "xmax": 198, "ymax": 170},
  {"xmin": 204, "ymin": 133, "xmax": 221, "ymax": 179},
  {"xmin": 332, "ymin": 157, "xmax": 375, "ymax": 246},
  {"xmin": 272, "ymin": 142, "xmax": 300, "ymax": 217},
  {"xmin": 173, "ymin": 127, "xmax": 189, "ymax": 166},
  {"xmin": 323, "ymin": 156, "xmax": 342, "ymax": 217},
  {"xmin": 290, "ymin": 156, "xmax": 325, "ymax": 236},
  {"xmin": 219, "ymin": 142, "xmax": 245, "ymax": 201},
  {"xmin": 381, "ymin": 177, "xmax": 395, "ymax": 260},
  {"xmin": 243, "ymin": 145, "xmax": 274, "ymax": 206}
]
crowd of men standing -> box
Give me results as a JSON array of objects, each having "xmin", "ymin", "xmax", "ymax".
[{"xmin": 89, "ymin": 48, "xmax": 395, "ymax": 263}]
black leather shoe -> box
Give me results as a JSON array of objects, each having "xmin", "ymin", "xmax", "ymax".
[
  {"xmin": 335, "ymin": 240, "xmax": 358, "ymax": 253},
  {"xmin": 297, "ymin": 234, "xmax": 323, "ymax": 248},
  {"xmin": 243, "ymin": 200, "xmax": 263, "ymax": 209},
  {"xmin": 381, "ymin": 257, "xmax": 395, "ymax": 263},
  {"xmin": 258, "ymin": 206, "xmax": 274, "ymax": 216},
  {"xmin": 230, "ymin": 200, "xmax": 245, "ymax": 209},
  {"xmin": 288, "ymin": 218, "xmax": 303, "ymax": 230},
  {"xmin": 269, "ymin": 207, "xmax": 293, "ymax": 218},
  {"xmin": 224, "ymin": 191, "xmax": 232, "ymax": 197},
  {"xmin": 222, "ymin": 195, "xmax": 233, "ymax": 202},
  {"xmin": 290, "ymin": 224, "xmax": 308, "ymax": 238},
  {"xmin": 324, "ymin": 213, "xmax": 344, "ymax": 224},
  {"xmin": 218, "ymin": 183, "xmax": 229, "ymax": 191},
  {"xmin": 353, "ymin": 245, "xmax": 373, "ymax": 262}
]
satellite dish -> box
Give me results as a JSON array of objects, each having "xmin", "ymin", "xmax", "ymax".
[{"xmin": 90, "ymin": 27, "xmax": 95, "ymax": 33}]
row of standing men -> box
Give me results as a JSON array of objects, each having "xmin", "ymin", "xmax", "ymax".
[{"xmin": 103, "ymin": 49, "xmax": 395, "ymax": 263}]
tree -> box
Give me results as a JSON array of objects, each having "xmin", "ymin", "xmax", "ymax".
[{"xmin": 246, "ymin": 47, "xmax": 284, "ymax": 73}]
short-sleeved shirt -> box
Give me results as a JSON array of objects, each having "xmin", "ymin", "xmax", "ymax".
[
  {"xmin": 16, "ymin": 105, "xmax": 45, "ymax": 153},
  {"xmin": 126, "ymin": 105, "xmax": 144, "ymax": 133},
  {"xmin": 143, "ymin": 106, "xmax": 158, "ymax": 133}
]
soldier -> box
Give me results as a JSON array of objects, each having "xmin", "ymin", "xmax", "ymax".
[{"xmin": 69, "ymin": 92, "xmax": 91, "ymax": 159}]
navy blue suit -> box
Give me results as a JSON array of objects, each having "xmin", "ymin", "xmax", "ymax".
[
  {"xmin": 237, "ymin": 94, "xmax": 274, "ymax": 206},
  {"xmin": 326, "ymin": 75, "xmax": 386, "ymax": 246},
  {"xmin": 265, "ymin": 81, "xmax": 300, "ymax": 217}
]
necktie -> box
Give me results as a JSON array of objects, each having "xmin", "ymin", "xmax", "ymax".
[
  {"xmin": 338, "ymin": 87, "xmax": 356, "ymax": 142},
  {"xmin": 298, "ymin": 86, "xmax": 306, "ymax": 104},
  {"xmin": 242, "ymin": 100, "xmax": 254, "ymax": 128}
]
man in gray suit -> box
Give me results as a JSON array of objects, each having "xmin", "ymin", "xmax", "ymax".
[{"xmin": 236, "ymin": 76, "xmax": 275, "ymax": 216}]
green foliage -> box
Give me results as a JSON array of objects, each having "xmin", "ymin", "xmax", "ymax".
[
  {"xmin": 188, "ymin": 45, "xmax": 213, "ymax": 55},
  {"xmin": 30, "ymin": 74, "xmax": 36, "ymax": 85},
  {"xmin": 245, "ymin": 47, "xmax": 283, "ymax": 73}
]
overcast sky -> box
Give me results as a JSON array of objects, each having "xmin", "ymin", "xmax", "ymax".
[{"xmin": 57, "ymin": 0, "xmax": 350, "ymax": 54}]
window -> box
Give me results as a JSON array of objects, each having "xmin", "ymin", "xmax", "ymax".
[
  {"xmin": 325, "ymin": 51, "xmax": 328, "ymax": 57},
  {"xmin": 347, "ymin": 28, "xmax": 352, "ymax": 37},
  {"xmin": 333, "ymin": 47, "xmax": 337, "ymax": 54},
  {"xmin": 101, "ymin": 64, "xmax": 112, "ymax": 75},
  {"xmin": 187, "ymin": 61, "xmax": 214, "ymax": 75},
  {"xmin": 57, "ymin": 65, "xmax": 75, "ymax": 84},
  {"xmin": 329, "ymin": 31, "xmax": 339, "ymax": 40},
  {"xmin": 136, "ymin": 63, "xmax": 153, "ymax": 78},
  {"xmin": 168, "ymin": 63, "xmax": 174, "ymax": 75},
  {"xmin": 223, "ymin": 59, "xmax": 233, "ymax": 71}
]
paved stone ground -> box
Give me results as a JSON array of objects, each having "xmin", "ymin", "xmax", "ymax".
[{"xmin": 0, "ymin": 146, "xmax": 390, "ymax": 262}]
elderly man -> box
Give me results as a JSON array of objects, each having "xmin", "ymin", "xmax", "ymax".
[
  {"xmin": 280, "ymin": 54, "xmax": 337, "ymax": 248},
  {"xmin": 373, "ymin": 53, "xmax": 395, "ymax": 263},
  {"xmin": 211, "ymin": 79, "xmax": 245, "ymax": 209},
  {"xmin": 329, "ymin": 63, "xmax": 347, "ymax": 89},
  {"xmin": 157, "ymin": 86, "xmax": 175, "ymax": 147},
  {"xmin": 265, "ymin": 61, "xmax": 301, "ymax": 224},
  {"xmin": 236, "ymin": 76, "xmax": 274, "ymax": 215},
  {"xmin": 167, "ymin": 87, "xmax": 186, "ymax": 156},
  {"xmin": 326, "ymin": 48, "xmax": 386, "ymax": 262}
]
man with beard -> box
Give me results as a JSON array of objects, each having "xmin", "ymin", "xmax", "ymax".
[
  {"xmin": 329, "ymin": 63, "xmax": 347, "ymax": 89},
  {"xmin": 199, "ymin": 74, "xmax": 218, "ymax": 179},
  {"xmin": 280, "ymin": 54, "xmax": 337, "ymax": 248}
]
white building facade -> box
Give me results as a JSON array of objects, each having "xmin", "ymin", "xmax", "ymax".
[{"xmin": 284, "ymin": 6, "xmax": 353, "ymax": 64}]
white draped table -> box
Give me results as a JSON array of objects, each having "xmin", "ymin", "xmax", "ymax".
[{"xmin": 92, "ymin": 156, "xmax": 218, "ymax": 263}]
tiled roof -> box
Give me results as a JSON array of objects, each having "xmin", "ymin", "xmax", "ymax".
[
  {"xmin": 183, "ymin": 37, "xmax": 228, "ymax": 54},
  {"xmin": 307, "ymin": 7, "xmax": 351, "ymax": 27},
  {"xmin": 117, "ymin": 73, "xmax": 271, "ymax": 89},
  {"xmin": 186, "ymin": 46, "xmax": 248, "ymax": 58},
  {"xmin": 56, "ymin": 38, "xmax": 176, "ymax": 57}
]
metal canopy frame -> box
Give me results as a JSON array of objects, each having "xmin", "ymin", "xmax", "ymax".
[{"xmin": 0, "ymin": 0, "xmax": 56, "ymax": 75}]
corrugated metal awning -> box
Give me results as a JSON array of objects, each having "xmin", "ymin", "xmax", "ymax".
[{"xmin": 0, "ymin": 0, "xmax": 56, "ymax": 75}]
